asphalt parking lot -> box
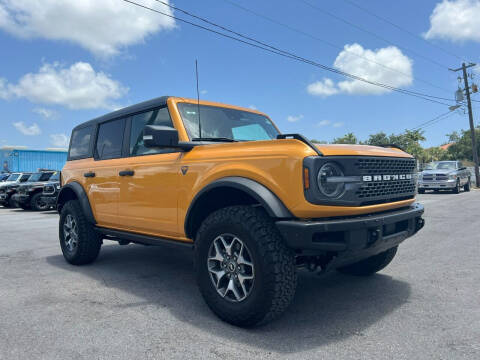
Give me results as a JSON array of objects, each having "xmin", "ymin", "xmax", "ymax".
[{"xmin": 1, "ymin": 192, "xmax": 479, "ymax": 360}]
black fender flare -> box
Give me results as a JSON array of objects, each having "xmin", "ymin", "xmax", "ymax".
[
  {"xmin": 57, "ymin": 182, "xmax": 96, "ymax": 224},
  {"xmin": 184, "ymin": 176, "xmax": 292, "ymax": 238}
]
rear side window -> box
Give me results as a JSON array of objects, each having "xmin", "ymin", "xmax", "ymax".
[
  {"xmin": 95, "ymin": 118, "xmax": 126, "ymax": 160},
  {"xmin": 129, "ymin": 107, "xmax": 175, "ymax": 156},
  {"xmin": 69, "ymin": 126, "xmax": 93, "ymax": 160},
  {"xmin": 20, "ymin": 174, "xmax": 30, "ymax": 182}
]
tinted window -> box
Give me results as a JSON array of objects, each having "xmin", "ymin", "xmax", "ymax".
[
  {"xmin": 49, "ymin": 172, "xmax": 60, "ymax": 181},
  {"xmin": 96, "ymin": 118, "xmax": 126, "ymax": 160},
  {"xmin": 69, "ymin": 126, "xmax": 93, "ymax": 159},
  {"xmin": 130, "ymin": 107, "xmax": 175, "ymax": 156},
  {"xmin": 20, "ymin": 174, "xmax": 30, "ymax": 182},
  {"xmin": 7, "ymin": 173, "xmax": 20, "ymax": 181}
]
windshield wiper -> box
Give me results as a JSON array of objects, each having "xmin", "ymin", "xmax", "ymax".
[{"xmin": 191, "ymin": 137, "xmax": 238, "ymax": 142}]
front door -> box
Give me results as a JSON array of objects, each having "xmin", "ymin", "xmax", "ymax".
[{"xmin": 118, "ymin": 107, "xmax": 182, "ymax": 238}]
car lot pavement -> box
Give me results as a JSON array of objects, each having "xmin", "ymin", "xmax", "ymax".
[{"xmin": 0, "ymin": 191, "xmax": 479, "ymax": 359}]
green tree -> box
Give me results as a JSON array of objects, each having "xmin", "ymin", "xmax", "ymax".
[
  {"xmin": 365, "ymin": 132, "xmax": 389, "ymax": 146},
  {"xmin": 447, "ymin": 126, "xmax": 480, "ymax": 162},
  {"xmin": 332, "ymin": 133, "xmax": 358, "ymax": 144},
  {"xmin": 310, "ymin": 139, "xmax": 328, "ymax": 144}
]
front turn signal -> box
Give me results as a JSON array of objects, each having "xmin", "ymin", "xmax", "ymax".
[{"xmin": 303, "ymin": 167, "xmax": 310, "ymax": 190}]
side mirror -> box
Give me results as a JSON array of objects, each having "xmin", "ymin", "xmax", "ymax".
[{"xmin": 143, "ymin": 125, "xmax": 179, "ymax": 148}]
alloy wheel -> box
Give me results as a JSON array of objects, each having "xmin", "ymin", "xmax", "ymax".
[
  {"xmin": 207, "ymin": 234, "xmax": 254, "ymax": 302},
  {"xmin": 63, "ymin": 214, "xmax": 79, "ymax": 252}
]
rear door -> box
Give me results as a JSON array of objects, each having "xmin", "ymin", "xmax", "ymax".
[
  {"xmin": 118, "ymin": 107, "xmax": 182, "ymax": 238},
  {"xmin": 87, "ymin": 118, "xmax": 127, "ymax": 228}
]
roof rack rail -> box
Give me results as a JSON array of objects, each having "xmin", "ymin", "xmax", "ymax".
[{"xmin": 276, "ymin": 133, "xmax": 323, "ymax": 156}]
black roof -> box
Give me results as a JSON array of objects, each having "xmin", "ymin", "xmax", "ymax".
[{"xmin": 73, "ymin": 96, "xmax": 170, "ymax": 131}]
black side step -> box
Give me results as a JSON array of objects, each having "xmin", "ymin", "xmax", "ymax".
[{"xmin": 95, "ymin": 227, "xmax": 193, "ymax": 249}]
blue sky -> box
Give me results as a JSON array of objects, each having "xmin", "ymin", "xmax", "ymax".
[{"xmin": 0, "ymin": 0, "xmax": 479, "ymax": 149}]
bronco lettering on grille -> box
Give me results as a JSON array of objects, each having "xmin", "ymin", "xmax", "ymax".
[{"xmin": 362, "ymin": 174, "xmax": 413, "ymax": 182}]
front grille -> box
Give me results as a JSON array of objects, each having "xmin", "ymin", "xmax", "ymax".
[
  {"xmin": 356, "ymin": 180, "xmax": 416, "ymax": 199},
  {"xmin": 354, "ymin": 158, "xmax": 416, "ymax": 174},
  {"xmin": 422, "ymin": 173, "xmax": 448, "ymax": 181}
]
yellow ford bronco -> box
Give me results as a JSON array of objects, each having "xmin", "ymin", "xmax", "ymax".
[{"xmin": 58, "ymin": 96, "xmax": 425, "ymax": 326}]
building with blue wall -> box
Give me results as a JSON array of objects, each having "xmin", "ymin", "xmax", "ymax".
[{"xmin": 1, "ymin": 147, "xmax": 67, "ymax": 173}]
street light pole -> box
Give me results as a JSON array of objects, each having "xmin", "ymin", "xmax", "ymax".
[{"xmin": 450, "ymin": 63, "xmax": 479, "ymax": 187}]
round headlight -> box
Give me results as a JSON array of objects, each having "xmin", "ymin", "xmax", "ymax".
[{"xmin": 317, "ymin": 162, "xmax": 345, "ymax": 198}]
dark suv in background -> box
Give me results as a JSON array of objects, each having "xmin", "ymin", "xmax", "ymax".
[
  {"xmin": 40, "ymin": 172, "xmax": 61, "ymax": 210},
  {"xmin": 0, "ymin": 173, "xmax": 32, "ymax": 207},
  {"xmin": 13, "ymin": 171, "xmax": 56, "ymax": 210}
]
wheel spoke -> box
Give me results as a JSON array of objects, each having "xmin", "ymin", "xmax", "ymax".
[
  {"xmin": 226, "ymin": 278, "xmax": 242, "ymax": 301},
  {"xmin": 209, "ymin": 267, "xmax": 226, "ymax": 286},
  {"xmin": 209, "ymin": 240, "xmax": 225, "ymax": 263},
  {"xmin": 219, "ymin": 236, "xmax": 232, "ymax": 256}
]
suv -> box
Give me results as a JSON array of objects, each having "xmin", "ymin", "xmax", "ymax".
[
  {"xmin": 40, "ymin": 172, "xmax": 61, "ymax": 210},
  {"xmin": 0, "ymin": 172, "xmax": 32, "ymax": 207},
  {"xmin": 418, "ymin": 161, "xmax": 471, "ymax": 194},
  {"xmin": 58, "ymin": 96, "xmax": 425, "ymax": 326},
  {"xmin": 13, "ymin": 171, "xmax": 56, "ymax": 210}
]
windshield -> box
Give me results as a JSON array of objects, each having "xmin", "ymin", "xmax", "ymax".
[
  {"xmin": 177, "ymin": 103, "xmax": 280, "ymax": 141},
  {"xmin": 6, "ymin": 173, "xmax": 20, "ymax": 181},
  {"xmin": 425, "ymin": 161, "xmax": 456, "ymax": 170},
  {"xmin": 49, "ymin": 172, "xmax": 60, "ymax": 181},
  {"xmin": 27, "ymin": 172, "xmax": 53, "ymax": 182}
]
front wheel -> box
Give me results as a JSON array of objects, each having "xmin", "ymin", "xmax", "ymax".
[
  {"xmin": 452, "ymin": 180, "xmax": 460, "ymax": 194},
  {"xmin": 59, "ymin": 200, "xmax": 101, "ymax": 265},
  {"xmin": 337, "ymin": 246, "xmax": 398, "ymax": 276},
  {"xmin": 195, "ymin": 206, "xmax": 297, "ymax": 327},
  {"xmin": 31, "ymin": 193, "xmax": 49, "ymax": 211}
]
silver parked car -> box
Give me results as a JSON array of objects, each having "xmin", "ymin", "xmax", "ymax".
[{"xmin": 418, "ymin": 161, "xmax": 471, "ymax": 194}]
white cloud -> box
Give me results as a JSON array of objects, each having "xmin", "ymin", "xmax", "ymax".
[
  {"xmin": 50, "ymin": 133, "xmax": 69, "ymax": 147},
  {"xmin": 307, "ymin": 78, "xmax": 339, "ymax": 97},
  {"xmin": 33, "ymin": 107, "xmax": 57, "ymax": 119},
  {"xmin": 307, "ymin": 43, "xmax": 413, "ymax": 97},
  {"xmin": 248, "ymin": 105, "xmax": 257, "ymax": 110},
  {"xmin": 13, "ymin": 121, "xmax": 41, "ymax": 135},
  {"xmin": 2, "ymin": 62, "xmax": 128, "ymax": 109},
  {"xmin": 287, "ymin": 114, "xmax": 304, "ymax": 122},
  {"xmin": 0, "ymin": 0, "xmax": 175, "ymax": 56},
  {"xmin": 317, "ymin": 120, "xmax": 331, "ymax": 126},
  {"xmin": 424, "ymin": 0, "xmax": 480, "ymax": 42},
  {"xmin": 333, "ymin": 122, "xmax": 344, "ymax": 128},
  {"xmin": 200, "ymin": 89, "xmax": 208, "ymax": 95}
]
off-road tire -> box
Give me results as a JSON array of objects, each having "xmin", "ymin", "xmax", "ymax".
[
  {"xmin": 59, "ymin": 200, "xmax": 101, "ymax": 265},
  {"xmin": 464, "ymin": 179, "xmax": 471, "ymax": 192},
  {"xmin": 337, "ymin": 246, "xmax": 398, "ymax": 276},
  {"xmin": 418, "ymin": 189, "xmax": 425, "ymax": 194},
  {"xmin": 31, "ymin": 193, "xmax": 48, "ymax": 211},
  {"xmin": 195, "ymin": 206, "xmax": 297, "ymax": 327},
  {"xmin": 452, "ymin": 180, "xmax": 460, "ymax": 194}
]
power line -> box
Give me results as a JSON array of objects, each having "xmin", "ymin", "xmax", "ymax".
[
  {"xmin": 300, "ymin": 0, "xmax": 451, "ymax": 70},
  {"xmin": 217, "ymin": 0, "xmax": 451, "ymax": 94},
  {"xmin": 341, "ymin": 0, "xmax": 467, "ymax": 63},
  {"xmin": 411, "ymin": 110, "xmax": 456, "ymax": 131},
  {"xmin": 121, "ymin": 0, "xmax": 453, "ymax": 106}
]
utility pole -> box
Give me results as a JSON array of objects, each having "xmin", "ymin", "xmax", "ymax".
[{"xmin": 449, "ymin": 62, "xmax": 479, "ymax": 187}]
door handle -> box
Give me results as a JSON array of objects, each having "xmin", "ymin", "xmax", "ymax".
[
  {"xmin": 84, "ymin": 172, "xmax": 95, "ymax": 178},
  {"xmin": 119, "ymin": 170, "xmax": 134, "ymax": 177}
]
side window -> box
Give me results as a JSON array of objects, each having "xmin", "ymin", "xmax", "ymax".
[
  {"xmin": 458, "ymin": 161, "xmax": 463, "ymax": 169},
  {"xmin": 129, "ymin": 107, "xmax": 175, "ymax": 156},
  {"xmin": 69, "ymin": 125, "xmax": 93, "ymax": 159},
  {"xmin": 20, "ymin": 174, "xmax": 30, "ymax": 182},
  {"xmin": 96, "ymin": 118, "xmax": 126, "ymax": 160}
]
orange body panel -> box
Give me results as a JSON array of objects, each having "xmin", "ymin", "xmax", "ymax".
[{"xmin": 61, "ymin": 97, "xmax": 416, "ymax": 242}]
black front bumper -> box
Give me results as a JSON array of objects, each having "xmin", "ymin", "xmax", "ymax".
[{"xmin": 276, "ymin": 203, "xmax": 424, "ymax": 268}]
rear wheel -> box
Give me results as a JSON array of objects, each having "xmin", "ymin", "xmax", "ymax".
[
  {"xmin": 195, "ymin": 206, "xmax": 297, "ymax": 327},
  {"xmin": 59, "ymin": 200, "xmax": 101, "ymax": 265},
  {"xmin": 31, "ymin": 193, "xmax": 49, "ymax": 211},
  {"xmin": 337, "ymin": 246, "xmax": 398, "ymax": 276},
  {"xmin": 464, "ymin": 179, "xmax": 471, "ymax": 192}
]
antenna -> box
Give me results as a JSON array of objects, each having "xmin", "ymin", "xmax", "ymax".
[{"xmin": 195, "ymin": 59, "xmax": 202, "ymax": 138}]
